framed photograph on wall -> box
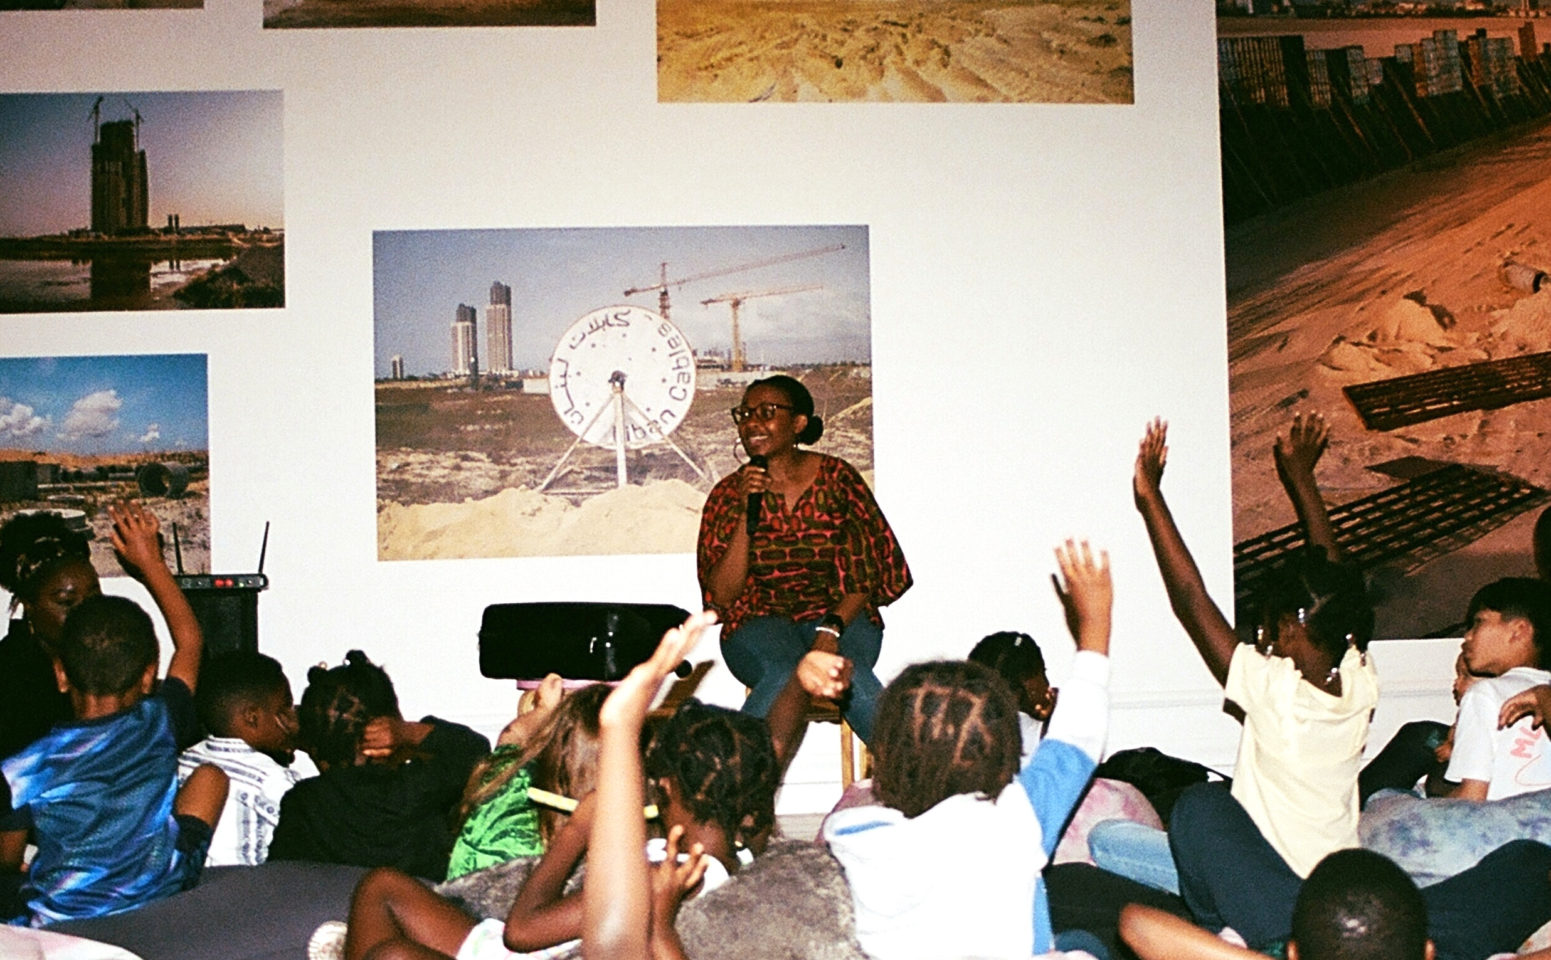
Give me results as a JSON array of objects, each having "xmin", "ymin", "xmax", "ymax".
[
  {"xmin": 0, "ymin": 353, "xmax": 211, "ymax": 578},
  {"xmin": 0, "ymin": 91, "xmax": 283, "ymax": 314},
  {"xmin": 373, "ymin": 224, "xmax": 873, "ymax": 561}
]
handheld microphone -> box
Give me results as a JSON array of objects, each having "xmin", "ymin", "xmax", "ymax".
[{"xmin": 746, "ymin": 455, "xmax": 768, "ymax": 535}]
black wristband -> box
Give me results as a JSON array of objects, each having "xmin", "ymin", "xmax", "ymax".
[{"xmin": 820, "ymin": 613, "xmax": 846, "ymax": 634}]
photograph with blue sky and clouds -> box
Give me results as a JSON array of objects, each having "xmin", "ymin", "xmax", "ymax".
[{"xmin": 0, "ymin": 353, "xmax": 211, "ymax": 576}]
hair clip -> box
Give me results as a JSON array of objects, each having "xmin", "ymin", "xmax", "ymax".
[{"xmin": 1295, "ymin": 607, "xmax": 1309, "ymax": 625}]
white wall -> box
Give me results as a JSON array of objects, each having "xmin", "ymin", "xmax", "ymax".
[{"xmin": 2, "ymin": 4, "xmax": 1444, "ymax": 815}]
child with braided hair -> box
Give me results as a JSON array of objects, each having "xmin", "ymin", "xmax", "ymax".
[
  {"xmin": 341, "ymin": 621, "xmax": 808, "ymax": 960},
  {"xmin": 268, "ymin": 650, "xmax": 489, "ymax": 880},
  {"xmin": 819, "ymin": 540, "xmax": 1114, "ymax": 960}
]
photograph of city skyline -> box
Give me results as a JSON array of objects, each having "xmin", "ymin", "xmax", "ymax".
[
  {"xmin": 373, "ymin": 224, "xmax": 874, "ymax": 561},
  {"xmin": 0, "ymin": 91, "xmax": 284, "ymax": 314}
]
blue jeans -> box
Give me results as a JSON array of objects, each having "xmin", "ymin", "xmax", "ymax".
[
  {"xmin": 1170, "ymin": 782, "xmax": 1551, "ymax": 960},
  {"xmin": 720, "ymin": 615, "xmax": 883, "ymax": 745},
  {"xmin": 1087, "ymin": 819, "xmax": 1179, "ymax": 895}
]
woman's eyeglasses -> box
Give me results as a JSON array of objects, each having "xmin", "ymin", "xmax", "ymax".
[{"xmin": 730, "ymin": 403, "xmax": 795, "ymax": 424}]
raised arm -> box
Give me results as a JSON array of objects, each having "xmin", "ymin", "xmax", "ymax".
[
  {"xmin": 109, "ymin": 501, "xmax": 204, "ymax": 693},
  {"xmin": 584, "ymin": 611, "xmax": 716, "ymax": 960},
  {"xmin": 1132, "ymin": 419, "xmax": 1236, "ymax": 685},
  {"xmin": 501, "ymin": 791, "xmax": 595, "ymax": 950},
  {"xmin": 1273, "ymin": 412, "xmax": 1341, "ymax": 562}
]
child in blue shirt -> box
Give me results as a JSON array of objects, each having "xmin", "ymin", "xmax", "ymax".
[{"xmin": 0, "ymin": 501, "xmax": 227, "ymax": 925}]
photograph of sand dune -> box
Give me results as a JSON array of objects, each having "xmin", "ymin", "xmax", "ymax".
[
  {"xmin": 0, "ymin": 354, "xmax": 211, "ymax": 578},
  {"xmin": 657, "ymin": 0, "xmax": 1133, "ymax": 103},
  {"xmin": 374, "ymin": 224, "xmax": 873, "ymax": 562},
  {"xmin": 0, "ymin": 92, "xmax": 283, "ymax": 314},
  {"xmin": 1220, "ymin": 17, "xmax": 1551, "ymax": 639},
  {"xmin": 263, "ymin": 0, "xmax": 590, "ymax": 28}
]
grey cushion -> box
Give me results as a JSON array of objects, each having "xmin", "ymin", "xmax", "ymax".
[{"xmin": 49, "ymin": 861, "xmax": 367, "ymax": 960}]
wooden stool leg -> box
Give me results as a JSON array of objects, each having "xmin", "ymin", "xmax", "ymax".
[{"xmin": 840, "ymin": 718, "xmax": 855, "ymax": 789}]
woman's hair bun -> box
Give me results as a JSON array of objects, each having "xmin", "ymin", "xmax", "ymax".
[
  {"xmin": 307, "ymin": 664, "xmax": 328, "ymax": 683},
  {"xmin": 798, "ymin": 414, "xmax": 824, "ymax": 445},
  {"xmin": 344, "ymin": 649, "xmax": 369, "ymax": 666}
]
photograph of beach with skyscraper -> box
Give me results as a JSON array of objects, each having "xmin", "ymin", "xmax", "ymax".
[
  {"xmin": 1219, "ymin": 6, "xmax": 1551, "ymax": 639},
  {"xmin": 373, "ymin": 225, "xmax": 871, "ymax": 561},
  {"xmin": 0, "ymin": 91, "xmax": 283, "ymax": 314}
]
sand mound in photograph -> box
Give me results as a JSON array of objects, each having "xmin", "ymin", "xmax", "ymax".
[
  {"xmin": 657, "ymin": 0, "xmax": 1132, "ymax": 103},
  {"xmin": 377, "ymin": 479, "xmax": 706, "ymax": 560}
]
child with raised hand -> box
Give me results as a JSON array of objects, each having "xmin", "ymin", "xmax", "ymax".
[
  {"xmin": 584, "ymin": 610, "xmax": 720, "ymax": 960},
  {"xmin": 1, "ymin": 500, "xmax": 226, "ymax": 924},
  {"xmin": 819, "ymin": 540, "xmax": 1112, "ymax": 960},
  {"xmin": 344, "ymin": 611, "xmax": 781, "ymax": 960},
  {"xmin": 1132, "ymin": 418, "xmax": 1551, "ymax": 960}
]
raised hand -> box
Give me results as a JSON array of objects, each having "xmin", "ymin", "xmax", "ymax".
[
  {"xmin": 108, "ymin": 500, "xmax": 164, "ymax": 581},
  {"xmin": 1133, "ymin": 418, "xmax": 1168, "ymax": 510},
  {"xmin": 1053, "ymin": 539, "xmax": 1112, "ymax": 656},
  {"xmin": 1274, "ymin": 412, "xmax": 1328, "ymax": 479}
]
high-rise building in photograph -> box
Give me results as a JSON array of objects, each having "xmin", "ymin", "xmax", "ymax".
[
  {"xmin": 390, "ymin": 354, "xmax": 404, "ymax": 380},
  {"xmin": 486, "ymin": 281, "xmax": 513, "ymax": 376},
  {"xmin": 451, "ymin": 303, "xmax": 478, "ymax": 376},
  {"xmin": 91, "ymin": 119, "xmax": 149, "ymax": 235}
]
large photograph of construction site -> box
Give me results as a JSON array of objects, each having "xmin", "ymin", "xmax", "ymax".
[
  {"xmin": 373, "ymin": 225, "xmax": 872, "ymax": 561},
  {"xmin": 1220, "ymin": 14, "xmax": 1551, "ymax": 639},
  {"xmin": 656, "ymin": 0, "xmax": 1133, "ymax": 103},
  {"xmin": 0, "ymin": 354, "xmax": 211, "ymax": 578},
  {"xmin": 0, "ymin": 91, "xmax": 283, "ymax": 314}
]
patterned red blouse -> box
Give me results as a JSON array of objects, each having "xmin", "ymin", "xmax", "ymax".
[{"xmin": 697, "ymin": 454, "xmax": 912, "ymax": 635}]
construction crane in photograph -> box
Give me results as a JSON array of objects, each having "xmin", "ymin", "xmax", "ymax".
[
  {"xmin": 87, "ymin": 96, "xmax": 143, "ymax": 142},
  {"xmin": 623, "ymin": 242, "xmax": 844, "ymax": 320},
  {"xmin": 701, "ymin": 284, "xmax": 820, "ymax": 372}
]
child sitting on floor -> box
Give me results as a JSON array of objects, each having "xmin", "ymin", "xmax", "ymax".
[
  {"xmin": 340, "ymin": 661, "xmax": 787, "ymax": 960},
  {"xmin": 821, "ymin": 539, "xmax": 1114, "ymax": 959},
  {"xmin": 446, "ymin": 677, "xmax": 607, "ymax": 881},
  {"xmin": 1120, "ymin": 848, "xmax": 1433, "ymax": 960},
  {"xmin": 268, "ymin": 650, "xmax": 489, "ymax": 879},
  {"xmin": 1129, "ymin": 417, "xmax": 1551, "ymax": 959},
  {"xmin": 0, "ymin": 501, "xmax": 226, "ymax": 925},
  {"xmin": 968, "ymin": 629, "xmax": 1056, "ymax": 765},
  {"xmin": 178, "ymin": 650, "xmax": 313, "ymax": 866},
  {"xmin": 1435, "ymin": 577, "xmax": 1551, "ymax": 801}
]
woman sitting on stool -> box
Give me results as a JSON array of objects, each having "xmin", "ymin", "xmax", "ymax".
[{"xmin": 696, "ymin": 375, "xmax": 911, "ymax": 744}]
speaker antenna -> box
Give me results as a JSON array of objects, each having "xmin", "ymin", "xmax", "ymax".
[
  {"xmin": 257, "ymin": 521, "xmax": 270, "ymax": 575},
  {"xmin": 171, "ymin": 522, "xmax": 186, "ymax": 575}
]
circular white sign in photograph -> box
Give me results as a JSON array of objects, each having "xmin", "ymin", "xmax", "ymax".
[{"xmin": 548, "ymin": 305, "xmax": 697, "ymax": 450}]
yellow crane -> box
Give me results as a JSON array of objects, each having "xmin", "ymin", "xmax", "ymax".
[
  {"xmin": 700, "ymin": 284, "xmax": 821, "ymax": 372},
  {"xmin": 623, "ymin": 243, "xmax": 843, "ymax": 320}
]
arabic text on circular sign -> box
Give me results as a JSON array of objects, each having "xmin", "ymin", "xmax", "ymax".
[{"xmin": 548, "ymin": 305, "xmax": 697, "ymax": 450}]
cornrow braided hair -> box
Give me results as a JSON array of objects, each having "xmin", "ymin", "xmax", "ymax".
[
  {"xmin": 872, "ymin": 660, "xmax": 1022, "ymax": 820},
  {"xmin": 644, "ymin": 699, "xmax": 779, "ymax": 848},
  {"xmin": 298, "ymin": 650, "xmax": 401, "ymax": 768},
  {"xmin": 456, "ymin": 682, "xmax": 608, "ymax": 845},
  {"xmin": 0, "ymin": 511, "xmax": 92, "ymax": 610}
]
